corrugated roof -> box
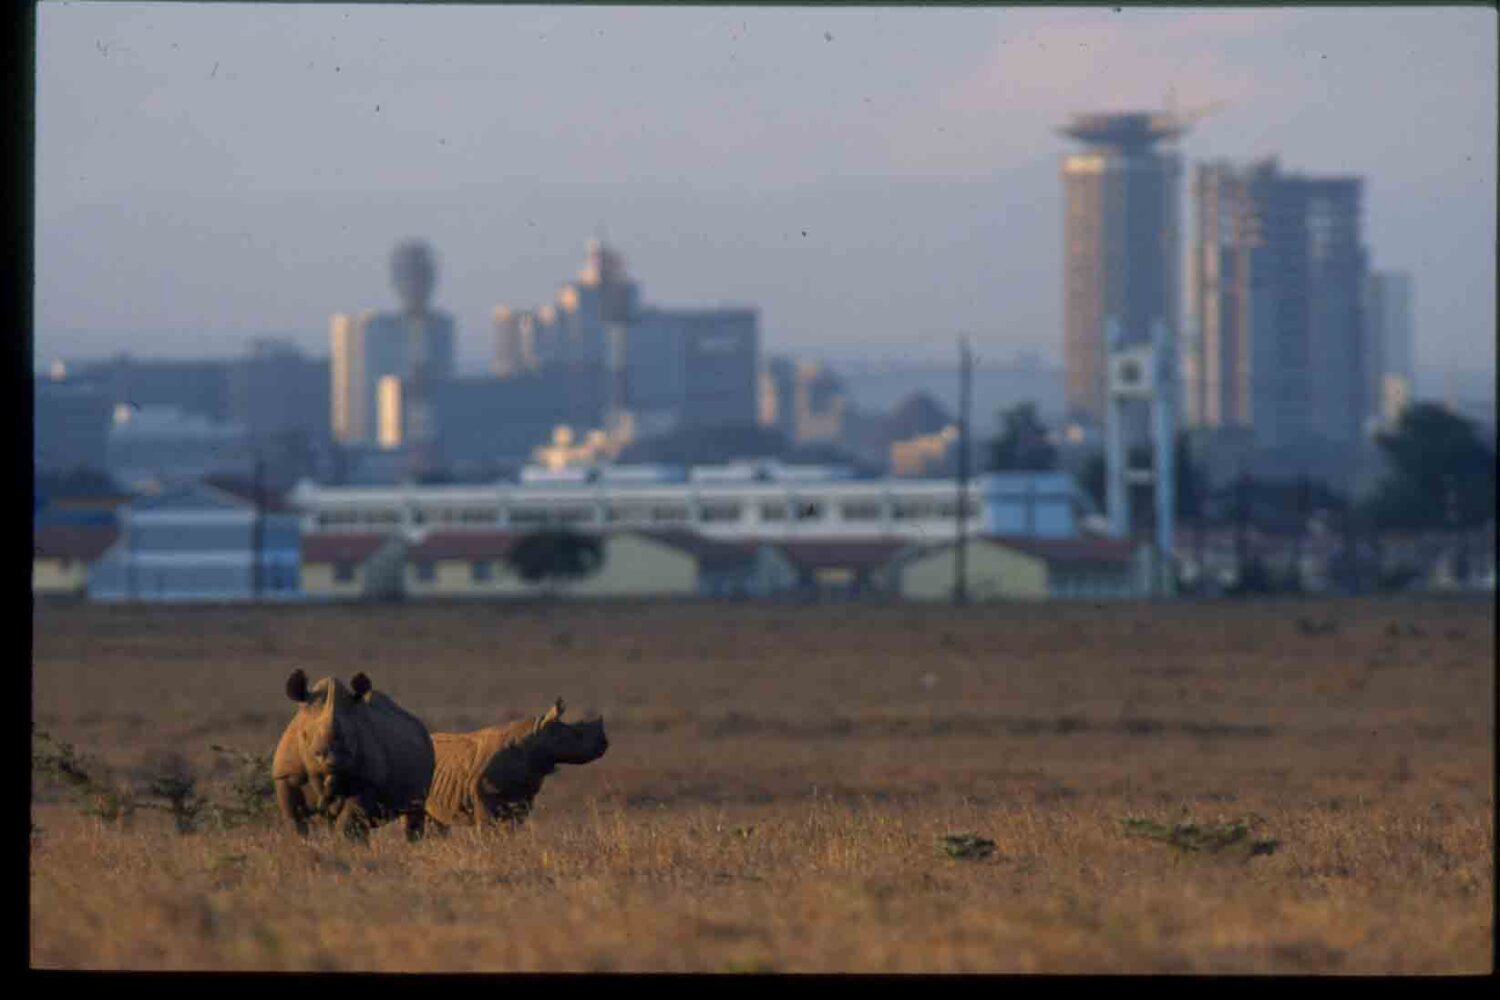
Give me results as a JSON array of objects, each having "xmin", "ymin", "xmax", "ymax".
[
  {"xmin": 33, "ymin": 524, "xmax": 119, "ymax": 561},
  {"xmin": 990, "ymin": 535, "xmax": 1140, "ymax": 566},
  {"xmin": 888, "ymin": 534, "xmax": 1140, "ymax": 569},
  {"xmin": 627, "ymin": 529, "xmax": 760, "ymax": 569},
  {"xmin": 301, "ymin": 532, "xmax": 395, "ymax": 563},
  {"xmin": 407, "ymin": 530, "xmax": 518, "ymax": 561}
]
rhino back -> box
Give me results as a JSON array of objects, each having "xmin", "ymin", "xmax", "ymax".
[{"xmin": 427, "ymin": 732, "xmax": 489, "ymax": 825}]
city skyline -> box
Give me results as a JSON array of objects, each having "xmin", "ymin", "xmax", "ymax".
[{"xmin": 34, "ymin": 5, "xmax": 1496, "ymax": 400}]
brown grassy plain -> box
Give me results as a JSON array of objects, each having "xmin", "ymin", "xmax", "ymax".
[{"xmin": 30, "ymin": 596, "xmax": 1495, "ymax": 973}]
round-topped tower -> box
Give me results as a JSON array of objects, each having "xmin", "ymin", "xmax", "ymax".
[{"xmin": 391, "ymin": 239, "xmax": 438, "ymax": 315}]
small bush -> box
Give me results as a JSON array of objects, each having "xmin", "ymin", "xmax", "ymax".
[
  {"xmin": 136, "ymin": 750, "xmax": 203, "ymax": 833},
  {"xmin": 1121, "ymin": 814, "xmax": 1279, "ymax": 858},
  {"xmin": 33, "ymin": 728, "xmax": 134, "ymax": 822},
  {"xmin": 209, "ymin": 744, "xmax": 277, "ymax": 825},
  {"xmin": 938, "ymin": 832, "xmax": 996, "ymax": 861}
]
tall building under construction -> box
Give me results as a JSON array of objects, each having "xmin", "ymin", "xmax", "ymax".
[
  {"xmin": 1059, "ymin": 111, "xmax": 1186, "ymax": 425},
  {"xmin": 1185, "ymin": 157, "xmax": 1369, "ymax": 483}
]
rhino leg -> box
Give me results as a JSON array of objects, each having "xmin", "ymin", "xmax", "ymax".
[
  {"xmin": 503, "ymin": 799, "xmax": 533, "ymax": 827},
  {"xmin": 334, "ymin": 797, "xmax": 372, "ymax": 843},
  {"xmin": 472, "ymin": 776, "xmax": 498, "ymax": 829},
  {"xmin": 480, "ymin": 796, "xmax": 530, "ymax": 828},
  {"xmin": 275, "ymin": 778, "xmax": 309, "ymax": 837}
]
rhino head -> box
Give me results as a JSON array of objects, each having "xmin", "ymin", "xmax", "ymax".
[
  {"xmin": 533, "ymin": 697, "xmax": 609, "ymax": 768},
  {"xmin": 284, "ymin": 668, "xmax": 373, "ymax": 801}
]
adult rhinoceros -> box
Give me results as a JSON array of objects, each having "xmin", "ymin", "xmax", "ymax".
[
  {"xmin": 272, "ymin": 669, "xmax": 435, "ymax": 842},
  {"xmin": 425, "ymin": 698, "xmax": 608, "ymax": 830}
]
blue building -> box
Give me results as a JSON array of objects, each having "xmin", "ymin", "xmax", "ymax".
[
  {"xmin": 88, "ymin": 478, "xmax": 301, "ymax": 602},
  {"xmin": 976, "ymin": 471, "xmax": 1092, "ymax": 538}
]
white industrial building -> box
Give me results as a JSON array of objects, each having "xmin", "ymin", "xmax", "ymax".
[{"xmin": 288, "ymin": 463, "xmax": 1092, "ymax": 543}]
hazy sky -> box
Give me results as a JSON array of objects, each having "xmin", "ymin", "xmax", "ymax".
[{"xmin": 34, "ymin": 4, "xmax": 1497, "ymax": 390}]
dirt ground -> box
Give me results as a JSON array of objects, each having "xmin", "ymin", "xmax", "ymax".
[{"xmin": 29, "ymin": 596, "xmax": 1494, "ymax": 973}]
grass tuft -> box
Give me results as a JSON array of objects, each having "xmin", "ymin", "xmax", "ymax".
[
  {"xmin": 938, "ymin": 832, "xmax": 996, "ymax": 861},
  {"xmin": 1121, "ymin": 815, "xmax": 1280, "ymax": 858}
]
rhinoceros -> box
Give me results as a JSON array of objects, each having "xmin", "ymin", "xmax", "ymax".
[
  {"xmin": 425, "ymin": 698, "xmax": 608, "ymax": 829},
  {"xmin": 272, "ymin": 669, "xmax": 436, "ymax": 842}
]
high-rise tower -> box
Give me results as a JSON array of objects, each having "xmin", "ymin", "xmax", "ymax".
[
  {"xmin": 1060, "ymin": 111, "xmax": 1186, "ymax": 426},
  {"xmin": 1186, "ymin": 158, "xmax": 1368, "ymax": 481},
  {"xmin": 328, "ymin": 240, "xmax": 456, "ymax": 476}
]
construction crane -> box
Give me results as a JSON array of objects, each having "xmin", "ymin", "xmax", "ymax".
[{"xmin": 1159, "ymin": 96, "xmax": 1230, "ymax": 133}]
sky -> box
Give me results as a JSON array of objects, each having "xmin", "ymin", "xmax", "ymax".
[{"xmin": 33, "ymin": 3, "xmax": 1498, "ymax": 400}]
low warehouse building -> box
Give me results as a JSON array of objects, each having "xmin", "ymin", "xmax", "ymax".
[
  {"xmin": 775, "ymin": 539, "xmax": 911, "ymax": 598},
  {"xmin": 404, "ymin": 531, "xmax": 520, "ymax": 598},
  {"xmin": 33, "ymin": 524, "xmax": 119, "ymax": 597},
  {"xmin": 632, "ymin": 529, "xmax": 795, "ymax": 598},
  {"xmin": 894, "ymin": 536, "xmax": 1148, "ymax": 601},
  {"xmin": 301, "ymin": 532, "xmax": 406, "ymax": 600},
  {"xmin": 399, "ymin": 529, "xmax": 706, "ymax": 599}
]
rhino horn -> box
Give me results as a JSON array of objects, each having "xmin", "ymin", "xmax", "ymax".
[{"xmin": 286, "ymin": 669, "xmax": 309, "ymax": 703}]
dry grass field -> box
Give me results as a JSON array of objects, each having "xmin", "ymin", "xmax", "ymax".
[{"xmin": 30, "ymin": 597, "xmax": 1494, "ymax": 973}]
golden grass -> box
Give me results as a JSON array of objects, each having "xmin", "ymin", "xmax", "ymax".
[{"xmin": 31, "ymin": 597, "xmax": 1494, "ymax": 972}]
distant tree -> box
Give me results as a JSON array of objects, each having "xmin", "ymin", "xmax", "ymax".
[
  {"xmin": 1375, "ymin": 565, "xmax": 1422, "ymax": 594},
  {"xmin": 987, "ymin": 403, "xmax": 1057, "ymax": 472},
  {"xmin": 1173, "ymin": 434, "xmax": 1204, "ymax": 522},
  {"xmin": 1365, "ymin": 403, "xmax": 1496, "ymax": 532},
  {"xmin": 884, "ymin": 392, "xmax": 952, "ymax": 440},
  {"xmin": 1227, "ymin": 555, "xmax": 1276, "ymax": 597},
  {"xmin": 505, "ymin": 530, "xmax": 605, "ymax": 592}
]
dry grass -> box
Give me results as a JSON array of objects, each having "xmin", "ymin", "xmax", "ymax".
[{"xmin": 30, "ymin": 597, "xmax": 1494, "ymax": 973}]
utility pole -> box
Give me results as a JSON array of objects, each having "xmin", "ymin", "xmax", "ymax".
[
  {"xmin": 954, "ymin": 335, "xmax": 972, "ymax": 606},
  {"xmin": 1233, "ymin": 464, "xmax": 1251, "ymax": 586},
  {"xmin": 125, "ymin": 507, "xmax": 136, "ymax": 603},
  {"xmin": 1340, "ymin": 487, "xmax": 1360, "ymax": 595},
  {"xmin": 1290, "ymin": 474, "xmax": 1310, "ymax": 591},
  {"xmin": 251, "ymin": 456, "xmax": 264, "ymax": 601},
  {"xmin": 1192, "ymin": 437, "xmax": 1208, "ymax": 595}
]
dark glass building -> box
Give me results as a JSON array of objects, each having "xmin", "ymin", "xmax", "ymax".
[{"xmin": 1187, "ymin": 157, "xmax": 1368, "ymax": 485}]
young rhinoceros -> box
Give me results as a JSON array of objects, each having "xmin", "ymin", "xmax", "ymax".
[
  {"xmin": 272, "ymin": 669, "xmax": 436, "ymax": 842},
  {"xmin": 425, "ymin": 698, "xmax": 608, "ymax": 829}
]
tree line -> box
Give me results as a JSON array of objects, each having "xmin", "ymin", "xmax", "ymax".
[{"xmin": 985, "ymin": 401, "xmax": 1496, "ymax": 595}]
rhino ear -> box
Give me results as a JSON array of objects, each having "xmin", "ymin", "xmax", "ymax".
[
  {"xmin": 286, "ymin": 669, "xmax": 309, "ymax": 703},
  {"xmin": 543, "ymin": 697, "xmax": 565, "ymax": 724},
  {"xmin": 350, "ymin": 673, "xmax": 372, "ymax": 699}
]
